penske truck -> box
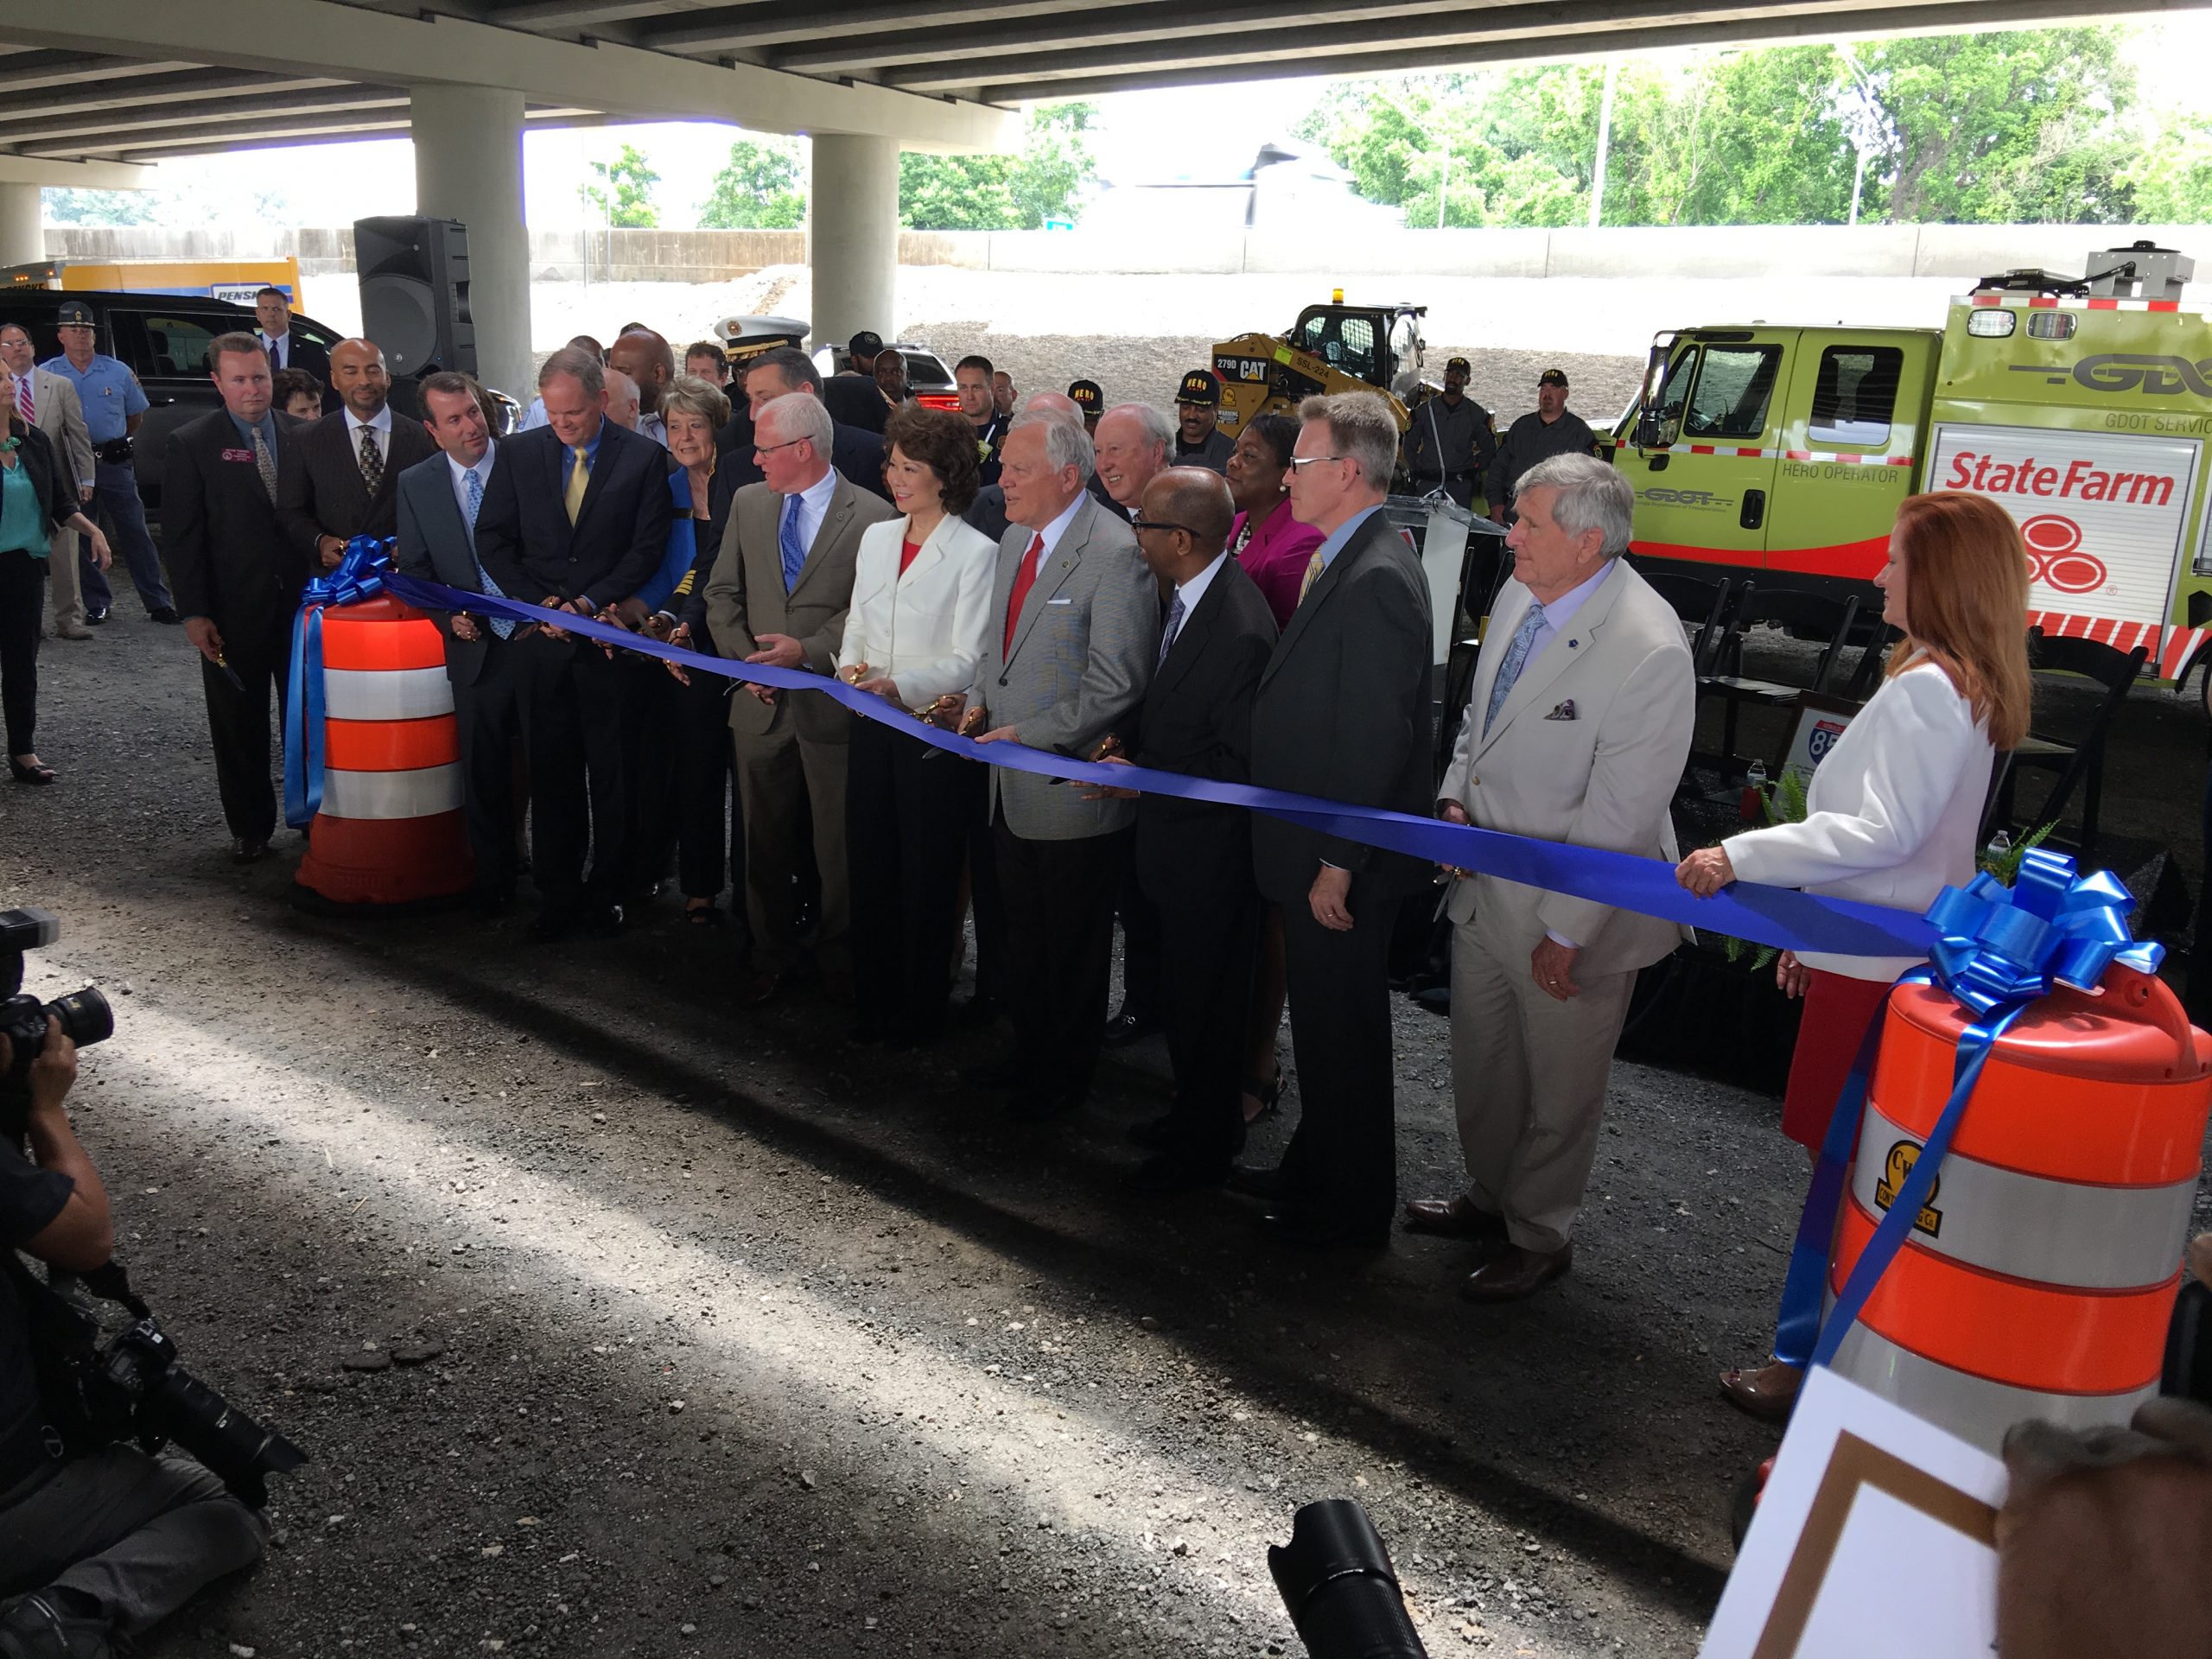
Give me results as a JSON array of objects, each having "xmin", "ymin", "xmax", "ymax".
[{"xmin": 1612, "ymin": 241, "xmax": 2212, "ymax": 693}]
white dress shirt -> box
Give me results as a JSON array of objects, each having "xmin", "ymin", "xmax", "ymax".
[
  {"xmin": 446, "ymin": 443, "xmax": 496, "ymax": 527},
  {"xmin": 345, "ymin": 403, "xmax": 394, "ymax": 468},
  {"xmin": 1020, "ymin": 491, "xmax": 1088, "ymax": 588},
  {"xmin": 1166, "ymin": 550, "xmax": 1229, "ymax": 638},
  {"xmin": 1725, "ymin": 660, "xmax": 1993, "ymax": 980},
  {"xmin": 782, "ymin": 464, "xmax": 840, "ymax": 556}
]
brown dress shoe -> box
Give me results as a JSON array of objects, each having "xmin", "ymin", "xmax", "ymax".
[
  {"xmin": 1403, "ymin": 1193, "xmax": 1509, "ymax": 1241},
  {"xmin": 1461, "ymin": 1243, "xmax": 1573, "ymax": 1303},
  {"xmin": 738, "ymin": 969, "xmax": 785, "ymax": 1007},
  {"xmin": 1718, "ymin": 1358, "xmax": 1802, "ymax": 1424}
]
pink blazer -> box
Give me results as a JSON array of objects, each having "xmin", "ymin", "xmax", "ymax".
[{"xmin": 1232, "ymin": 499, "xmax": 1325, "ymax": 630}]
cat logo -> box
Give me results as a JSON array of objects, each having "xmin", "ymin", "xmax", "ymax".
[{"xmin": 1873, "ymin": 1139, "xmax": 1943, "ymax": 1238}]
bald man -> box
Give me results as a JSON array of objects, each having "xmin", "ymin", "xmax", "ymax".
[
  {"xmin": 1090, "ymin": 467, "xmax": 1279, "ymax": 1191},
  {"xmin": 603, "ymin": 367, "xmax": 642, "ymax": 432},
  {"xmin": 276, "ymin": 337, "xmax": 436, "ymax": 568},
  {"xmin": 607, "ymin": 329, "xmax": 672, "ymax": 445}
]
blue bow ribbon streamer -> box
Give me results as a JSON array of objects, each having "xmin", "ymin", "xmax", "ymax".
[
  {"xmin": 283, "ymin": 535, "xmax": 393, "ymax": 830},
  {"xmin": 1772, "ymin": 849, "xmax": 2165, "ymax": 1372}
]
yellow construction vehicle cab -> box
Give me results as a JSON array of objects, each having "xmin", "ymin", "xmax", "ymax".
[
  {"xmin": 1211, "ymin": 293, "xmax": 1427, "ymax": 435},
  {"xmin": 1613, "ymin": 241, "xmax": 2212, "ymax": 688}
]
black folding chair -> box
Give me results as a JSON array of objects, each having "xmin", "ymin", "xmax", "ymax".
[
  {"xmin": 1641, "ymin": 570, "xmax": 1735, "ymax": 675},
  {"xmin": 1994, "ymin": 632, "xmax": 2147, "ymax": 857},
  {"xmin": 1701, "ymin": 584, "xmax": 1862, "ymax": 770}
]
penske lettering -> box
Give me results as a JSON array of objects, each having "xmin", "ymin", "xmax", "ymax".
[{"xmin": 1944, "ymin": 449, "xmax": 2177, "ymax": 507}]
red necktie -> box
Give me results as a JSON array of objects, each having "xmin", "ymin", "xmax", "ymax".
[
  {"xmin": 15, "ymin": 377, "xmax": 30, "ymax": 423},
  {"xmin": 1002, "ymin": 532, "xmax": 1045, "ymax": 657}
]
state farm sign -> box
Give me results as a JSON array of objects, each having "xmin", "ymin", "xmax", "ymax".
[{"xmin": 1929, "ymin": 423, "xmax": 2199, "ymax": 626}]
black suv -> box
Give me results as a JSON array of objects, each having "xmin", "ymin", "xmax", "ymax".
[{"xmin": 0, "ymin": 289, "xmax": 346, "ymax": 512}]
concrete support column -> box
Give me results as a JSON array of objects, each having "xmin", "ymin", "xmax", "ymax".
[
  {"xmin": 410, "ymin": 84, "xmax": 531, "ymax": 403},
  {"xmin": 0, "ymin": 183, "xmax": 44, "ymax": 269},
  {"xmin": 810, "ymin": 134, "xmax": 899, "ymax": 354}
]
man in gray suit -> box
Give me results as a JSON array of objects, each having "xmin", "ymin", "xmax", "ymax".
[
  {"xmin": 393, "ymin": 371, "xmax": 522, "ymax": 917},
  {"xmin": 0, "ymin": 325, "xmax": 96, "ymax": 639},
  {"xmin": 706, "ymin": 391, "xmax": 895, "ymax": 1006},
  {"xmin": 1240, "ymin": 391, "xmax": 1433, "ymax": 1250},
  {"xmin": 1408, "ymin": 454, "xmax": 1694, "ymax": 1300},
  {"xmin": 963, "ymin": 408, "xmax": 1156, "ymax": 1121}
]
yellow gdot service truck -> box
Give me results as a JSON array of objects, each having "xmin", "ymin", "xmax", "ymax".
[{"xmin": 1613, "ymin": 241, "xmax": 2212, "ymax": 692}]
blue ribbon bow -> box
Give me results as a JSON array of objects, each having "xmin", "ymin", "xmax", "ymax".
[
  {"xmin": 1774, "ymin": 851, "xmax": 2164, "ymax": 1373},
  {"xmin": 283, "ymin": 535, "xmax": 394, "ymax": 830}
]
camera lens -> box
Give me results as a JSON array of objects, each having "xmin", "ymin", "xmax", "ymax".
[
  {"xmin": 48, "ymin": 986, "xmax": 111, "ymax": 1049},
  {"xmin": 1268, "ymin": 1499, "xmax": 1429, "ymax": 1659}
]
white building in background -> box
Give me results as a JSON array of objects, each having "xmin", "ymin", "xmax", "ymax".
[{"xmin": 1081, "ymin": 137, "xmax": 1402, "ymax": 238}]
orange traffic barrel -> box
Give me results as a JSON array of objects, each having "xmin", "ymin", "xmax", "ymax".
[
  {"xmin": 1825, "ymin": 963, "xmax": 2212, "ymax": 1452},
  {"xmin": 293, "ymin": 594, "xmax": 474, "ymax": 907}
]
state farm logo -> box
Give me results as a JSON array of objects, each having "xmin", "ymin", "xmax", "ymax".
[{"xmin": 2019, "ymin": 514, "xmax": 2108, "ymax": 594}]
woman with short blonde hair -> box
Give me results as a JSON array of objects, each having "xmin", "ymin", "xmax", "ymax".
[{"xmin": 1677, "ymin": 489, "xmax": 2031, "ymax": 1421}]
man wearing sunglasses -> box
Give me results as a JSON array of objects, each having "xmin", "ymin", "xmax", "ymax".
[{"xmin": 1236, "ymin": 391, "xmax": 1433, "ymax": 1250}]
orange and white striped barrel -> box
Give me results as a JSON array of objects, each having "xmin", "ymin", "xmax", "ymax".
[
  {"xmin": 294, "ymin": 594, "xmax": 474, "ymax": 907},
  {"xmin": 1825, "ymin": 964, "xmax": 2212, "ymax": 1452}
]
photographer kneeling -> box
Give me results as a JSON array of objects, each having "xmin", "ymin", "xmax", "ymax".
[{"xmin": 0, "ymin": 1019, "xmax": 265, "ymax": 1658}]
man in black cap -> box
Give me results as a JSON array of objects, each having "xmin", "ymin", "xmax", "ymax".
[
  {"xmin": 825, "ymin": 331, "xmax": 889, "ymax": 435},
  {"xmin": 1067, "ymin": 379, "xmax": 1103, "ymax": 435},
  {"xmin": 1172, "ymin": 369, "xmax": 1233, "ymax": 474},
  {"xmin": 1487, "ymin": 368, "xmax": 1597, "ymax": 526},
  {"xmin": 1402, "ymin": 355, "xmax": 1497, "ymax": 511}
]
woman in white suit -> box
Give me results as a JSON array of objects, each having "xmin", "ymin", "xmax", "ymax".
[
  {"xmin": 838, "ymin": 404, "xmax": 1000, "ymax": 1046},
  {"xmin": 1677, "ymin": 489, "xmax": 2033, "ymax": 1421}
]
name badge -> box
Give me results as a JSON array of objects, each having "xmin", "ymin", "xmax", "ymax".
[{"xmin": 220, "ymin": 448, "xmax": 254, "ymax": 463}]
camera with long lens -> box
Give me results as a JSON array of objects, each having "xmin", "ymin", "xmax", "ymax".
[
  {"xmin": 0, "ymin": 906, "xmax": 113, "ymax": 1120},
  {"xmin": 1270, "ymin": 1498, "xmax": 1429, "ymax": 1658}
]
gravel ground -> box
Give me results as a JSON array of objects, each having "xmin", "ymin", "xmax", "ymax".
[{"xmin": 4, "ymin": 598, "xmax": 2208, "ymax": 1657}]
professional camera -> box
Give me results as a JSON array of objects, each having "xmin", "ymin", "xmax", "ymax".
[
  {"xmin": 0, "ymin": 907, "xmax": 113, "ymax": 1104},
  {"xmin": 1269, "ymin": 1498, "xmax": 1429, "ymax": 1658},
  {"xmin": 24, "ymin": 1261, "xmax": 306, "ymax": 1510}
]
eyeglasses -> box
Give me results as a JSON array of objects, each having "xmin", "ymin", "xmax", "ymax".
[
  {"xmin": 1128, "ymin": 517, "xmax": 1196, "ymax": 536},
  {"xmin": 752, "ymin": 436, "xmax": 810, "ymax": 458},
  {"xmin": 1286, "ymin": 453, "xmax": 1351, "ymax": 472}
]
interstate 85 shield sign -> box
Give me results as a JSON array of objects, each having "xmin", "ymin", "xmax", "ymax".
[{"xmin": 1928, "ymin": 423, "xmax": 2198, "ymax": 629}]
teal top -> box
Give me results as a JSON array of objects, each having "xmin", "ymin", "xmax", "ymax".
[{"xmin": 0, "ymin": 459, "xmax": 44, "ymax": 558}]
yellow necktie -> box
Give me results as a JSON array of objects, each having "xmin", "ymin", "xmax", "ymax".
[
  {"xmin": 564, "ymin": 446, "xmax": 590, "ymax": 524},
  {"xmin": 1298, "ymin": 547, "xmax": 1325, "ymax": 603}
]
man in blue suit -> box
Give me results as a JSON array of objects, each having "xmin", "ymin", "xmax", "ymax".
[
  {"xmin": 473, "ymin": 347, "xmax": 673, "ymax": 940},
  {"xmin": 393, "ymin": 371, "xmax": 522, "ymax": 918}
]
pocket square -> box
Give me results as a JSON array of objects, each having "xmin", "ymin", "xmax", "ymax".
[{"xmin": 1543, "ymin": 700, "xmax": 1578, "ymax": 721}]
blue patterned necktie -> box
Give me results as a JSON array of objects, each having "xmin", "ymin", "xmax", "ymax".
[
  {"xmin": 464, "ymin": 465, "xmax": 514, "ymax": 641},
  {"xmin": 1483, "ymin": 598, "xmax": 1548, "ymax": 734},
  {"xmin": 1155, "ymin": 590, "xmax": 1185, "ymax": 670},
  {"xmin": 779, "ymin": 493, "xmax": 807, "ymax": 592}
]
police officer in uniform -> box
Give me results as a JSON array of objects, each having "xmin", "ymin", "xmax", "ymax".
[
  {"xmin": 1487, "ymin": 368, "xmax": 1599, "ymax": 526},
  {"xmin": 1172, "ymin": 369, "xmax": 1235, "ymax": 474},
  {"xmin": 41, "ymin": 302, "xmax": 177, "ymax": 624},
  {"xmin": 1401, "ymin": 355, "xmax": 1497, "ymax": 510}
]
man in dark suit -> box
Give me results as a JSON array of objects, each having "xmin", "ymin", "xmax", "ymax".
[
  {"xmin": 276, "ymin": 339, "xmax": 435, "ymax": 570},
  {"xmin": 1241, "ymin": 391, "xmax": 1433, "ymax": 1249},
  {"xmin": 721, "ymin": 347, "xmax": 891, "ymax": 504},
  {"xmin": 161, "ymin": 332, "xmax": 311, "ymax": 863},
  {"xmin": 392, "ymin": 371, "xmax": 521, "ymax": 916},
  {"xmin": 254, "ymin": 285, "xmax": 330, "ymax": 403},
  {"xmin": 1089, "ymin": 467, "xmax": 1278, "ymax": 1192},
  {"xmin": 474, "ymin": 346, "xmax": 674, "ymax": 940}
]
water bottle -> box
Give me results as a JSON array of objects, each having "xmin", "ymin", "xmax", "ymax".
[
  {"xmin": 1984, "ymin": 828, "xmax": 2013, "ymax": 876},
  {"xmin": 1740, "ymin": 759, "xmax": 1769, "ymax": 823}
]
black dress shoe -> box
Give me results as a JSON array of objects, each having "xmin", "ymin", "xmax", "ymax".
[
  {"xmin": 962, "ymin": 1058, "xmax": 1027, "ymax": 1091},
  {"xmin": 1261, "ymin": 1210, "xmax": 1389, "ymax": 1251},
  {"xmin": 580, "ymin": 903, "xmax": 625, "ymax": 938},
  {"xmin": 1128, "ymin": 1154, "xmax": 1228, "ymax": 1196},
  {"xmin": 1224, "ymin": 1161, "xmax": 1284, "ymax": 1200},
  {"xmin": 1007, "ymin": 1086, "xmax": 1082, "ymax": 1123},
  {"xmin": 1125, "ymin": 1112, "xmax": 1174, "ymax": 1150},
  {"xmin": 1101, "ymin": 1004, "xmax": 1160, "ymax": 1048},
  {"xmin": 230, "ymin": 836, "xmax": 270, "ymax": 863},
  {"xmin": 471, "ymin": 888, "xmax": 515, "ymax": 920},
  {"xmin": 84, "ymin": 607, "xmax": 110, "ymax": 625},
  {"xmin": 1402, "ymin": 1193, "xmax": 1510, "ymax": 1242},
  {"xmin": 528, "ymin": 908, "xmax": 575, "ymax": 943},
  {"xmin": 147, "ymin": 606, "xmax": 181, "ymax": 625}
]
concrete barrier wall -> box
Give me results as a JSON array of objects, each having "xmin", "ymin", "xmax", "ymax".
[{"xmin": 45, "ymin": 222, "xmax": 2212, "ymax": 283}]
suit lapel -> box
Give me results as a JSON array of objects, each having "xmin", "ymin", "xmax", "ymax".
[
  {"xmin": 1007, "ymin": 496, "xmax": 1094, "ymax": 667},
  {"xmin": 1152, "ymin": 560, "xmax": 1230, "ymax": 702},
  {"xmin": 898, "ymin": 513, "xmax": 951, "ymax": 588},
  {"xmin": 1261, "ymin": 509, "xmax": 1381, "ymax": 686},
  {"xmin": 1473, "ymin": 562, "xmax": 1631, "ymax": 759},
  {"xmin": 573, "ymin": 422, "xmax": 618, "ymax": 531},
  {"xmin": 791, "ymin": 479, "xmax": 854, "ymax": 600}
]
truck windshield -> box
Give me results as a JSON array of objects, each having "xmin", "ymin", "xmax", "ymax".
[{"xmin": 1685, "ymin": 345, "xmax": 1782, "ymax": 442}]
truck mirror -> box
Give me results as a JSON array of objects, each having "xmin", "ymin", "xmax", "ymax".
[{"xmin": 1632, "ymin": 408, "xmax": 1662, "ymax": 449}]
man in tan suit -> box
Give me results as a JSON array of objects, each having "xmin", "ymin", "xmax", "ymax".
[
  {"xmin": 1406, "ymin": 453, "xmax": 1694, "ymax": 1301},
  {"xmin": 0, "ymin": 325, "xmax": 95, "ymax": 639},
  {"xmin": 705, "ymin": 391, "xmax": 894, "ymax": 1006}
]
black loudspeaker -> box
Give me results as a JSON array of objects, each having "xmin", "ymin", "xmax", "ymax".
[{"xmin": 353, "ymin": 215, "xmax": 474, "ymax": 378}]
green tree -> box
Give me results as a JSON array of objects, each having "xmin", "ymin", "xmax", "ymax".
[
  {"xmin": 700, "ymin": 137, "xmax": 806, "ymax": 229},
  {"xmin": 584, "ymin": 143, "xmax": 660, "ymax": 228},
  {"xmin": 2121, "ymin": 117, "xmax": 2212, "ymax": 221},
  {"xmin": 899, "ymin": 101, "xmax": 1097, "ymax": 230},
  {"xmin": 41, "ymin": 188, "xmax": 159, "ymax": 226}
]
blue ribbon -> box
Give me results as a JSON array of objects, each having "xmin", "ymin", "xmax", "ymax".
[
  {"xmin": 282, "ymin": 535, "xmax": 392, "ymax": 830},
  {"xmin": 1773, "ymin": 850, "xmax": 2164, "ymax": 1372}
]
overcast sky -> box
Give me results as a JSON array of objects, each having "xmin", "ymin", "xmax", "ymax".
[{"xmin": 86, "ymin": 19, "xmax": 2210, "ymax": 232}]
